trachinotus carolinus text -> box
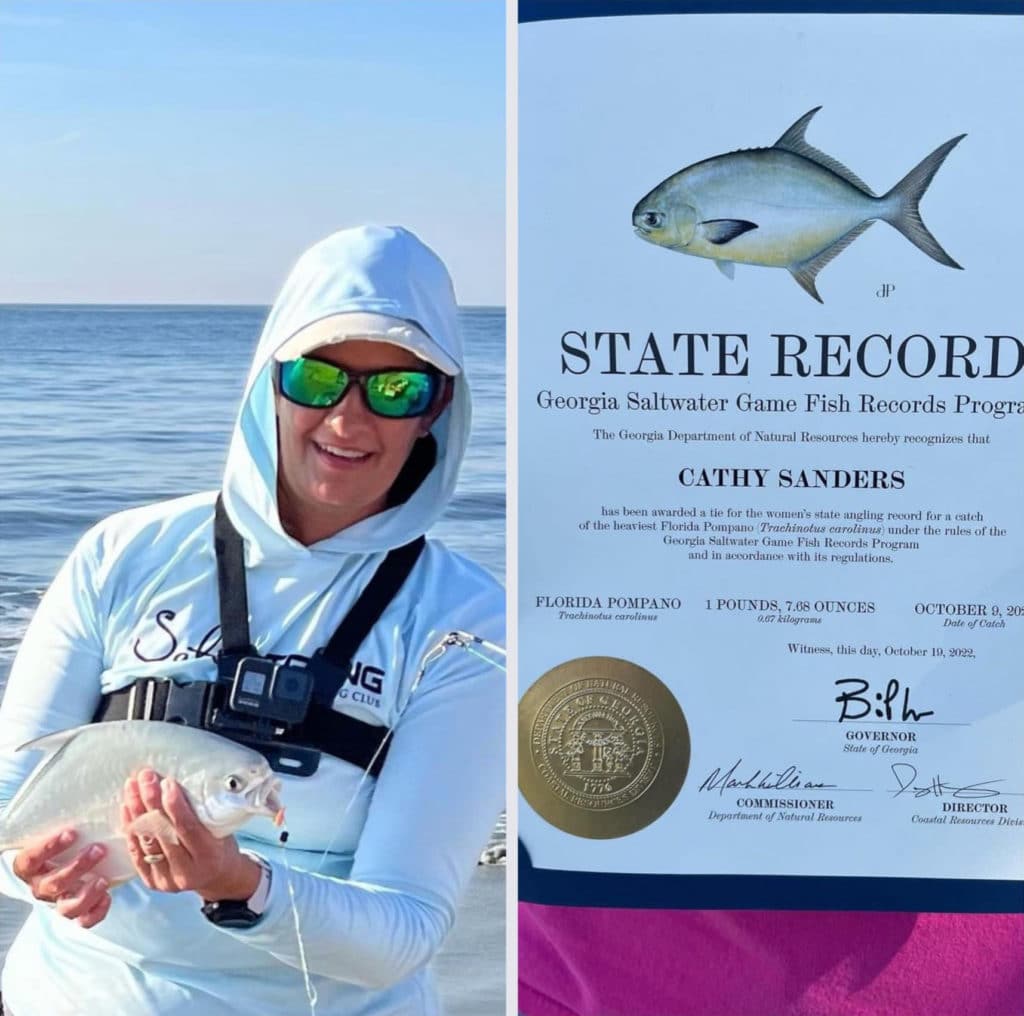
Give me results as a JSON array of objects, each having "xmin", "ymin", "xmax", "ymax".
[
  {"xmin": 0, "ymin": 720, "xmax": 284, "ymax": 886},
  {"xmin": 632, "ymin": 107, "xmax": 965, "ymax": 302}
]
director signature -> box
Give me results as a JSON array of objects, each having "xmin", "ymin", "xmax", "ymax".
[
  {"xmin": 699, "ymin": 759, "xmax": 837, "ymax": 796},
  {"xmin": 890, "ymin": 763, "xmax": 1004, "ymax": 800}
]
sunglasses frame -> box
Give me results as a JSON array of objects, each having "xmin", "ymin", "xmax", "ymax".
[{"xmin": 277, "ymin": 356, "xmax": 445, "ymax": 420}]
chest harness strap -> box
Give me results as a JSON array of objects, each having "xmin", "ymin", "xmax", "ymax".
[{"xmin": 94, "ymin": 497, "xmax": 426, "ymax": 777}]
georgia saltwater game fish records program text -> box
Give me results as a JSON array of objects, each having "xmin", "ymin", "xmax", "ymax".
[
  {"xmin": 537, "ymin": 329, "xmax": 1023, "ymax": 419},
  {"xmin": 531, "ymin": 328, "xmax": 1021, "ymax": 492}
]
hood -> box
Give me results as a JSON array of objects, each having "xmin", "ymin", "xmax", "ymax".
[{"xmin": 221, "ymin": 225, "xmax": 470, "ymax": 562}]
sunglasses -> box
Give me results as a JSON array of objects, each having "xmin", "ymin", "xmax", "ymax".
[{"xmin": 278, "ymin": 356, "xmax": 442, "ymax": 419}]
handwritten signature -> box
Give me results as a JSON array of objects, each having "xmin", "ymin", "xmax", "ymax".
[
  {"xmin": 890, "ymin": 763, "xmax": 1004, "ymax": 800},
  {"xmin": 699, "ymin": 759, "xmax": 837, "ymax": 796}
]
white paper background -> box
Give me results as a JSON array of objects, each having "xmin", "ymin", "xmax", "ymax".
[{"xmin": 519, "ymin": 12, "xmax": 1024, "ymax": 882}]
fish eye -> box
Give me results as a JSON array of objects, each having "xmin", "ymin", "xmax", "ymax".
[
  {"xmin": 225, "ymin": 775, "xmax": 243, "ymax": 792},
  {"xmin": 642, "ymin": 211, "xmax": 663, "ymax": 228}
]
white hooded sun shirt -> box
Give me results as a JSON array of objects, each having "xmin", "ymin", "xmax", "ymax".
[{"xmin": 0, "ymin": 226, "xmax": 504, "ymax": 1015}]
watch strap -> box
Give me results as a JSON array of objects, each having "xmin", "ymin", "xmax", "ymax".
[
  {"xmin": 200, "ymin": 897, "xmax": 263, "ymax": 929},
  {"xmin": 241, "ymin": 851, "xmax": 273, "ymax": 915},
  {"xmin": 200, "ymin": 855, "xmax": 272, "ymax": 928}
]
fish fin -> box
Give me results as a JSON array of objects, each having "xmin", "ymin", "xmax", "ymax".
[
  {"xmin": 715, "ymin": 260, "xmax": 735, "ymax": 279},
  {"xmin": 881, "ymin": 134, "xmax": 966, "ymax": 269},
  {"xmin": 16, "ymin": 725, "xmax": 91, "ymax": 755},
  {"xmin": 789, "ymin": 220, "xmax": 875, "ymax": 303},
  {"xmin": 774, "ymin": 107, "xmax": 876, "ymax": 197},
  {"xmin": 789, "ymin": 266, "xmax": 824, "ymax": 303},
  {"xmin": 701, "ymin": 219, "xmax": 757, "ymax": 245},
  {"xmin": 127, "ymin": 811, "xmax": 180, "ymax": 847},
  {"xmin": 774, "ymin": 106, "xmax": 823, "ymax": 147},
  {"xmin": 0, "ymin": 726, "xmax": 92, "ymax": 834}
]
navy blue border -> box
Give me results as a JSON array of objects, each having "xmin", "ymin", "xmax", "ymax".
[
  {"xmin": 519, "ymin": 841, "xmax": 1024, "ymax": 913},
  {"xmin": 520, "ymin": 1, "xmax": 1023, "ymax": 24}
]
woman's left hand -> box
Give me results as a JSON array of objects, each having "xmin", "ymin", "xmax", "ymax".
[{"xmin": 122, "ymin": 768, "xmax": 261, "ymax": 903}]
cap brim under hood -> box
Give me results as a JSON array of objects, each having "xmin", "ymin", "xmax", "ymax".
[
  {"xmin": 221, "ymin": 225, "xmax": 471, "ymax": 561},
  {"xmin": 272, "ymin": 311, "xmax": 460, "ymax": 377}
]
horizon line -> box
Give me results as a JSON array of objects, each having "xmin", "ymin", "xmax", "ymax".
[{"xmin": 0, "ymin": 301, "xmax": 506, "ymax": 311}]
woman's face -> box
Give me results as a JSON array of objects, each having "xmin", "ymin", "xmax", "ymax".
[{"xmin": 275, "ymin": 339, "xmax": 450, "ymax": 545}]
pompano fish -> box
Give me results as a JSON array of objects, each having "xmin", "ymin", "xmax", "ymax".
[
  {"xmin": 0, "ymin": 721, "xmax": 284, "ymax": 887},
  {"xmin": 632, "ymin": 107, "xmax": 966, "ymax": 302}
]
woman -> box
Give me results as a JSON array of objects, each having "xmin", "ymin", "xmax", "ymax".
[{"xmin": 0, "ymin": 225, "xmax": 504, "ymax": 1015}]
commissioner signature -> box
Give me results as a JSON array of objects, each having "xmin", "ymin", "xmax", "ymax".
[
  {"xmin": 699, "ymin": 759, "xmax": 837, "ymax": 796},
  {"xmin": 890, "ymin": 763, "xmax": 1004, "ymax": 800}
]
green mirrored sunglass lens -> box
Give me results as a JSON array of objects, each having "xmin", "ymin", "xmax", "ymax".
[
  {"xmin": 282, "ymin": 360, "xmax": 347, "ymax": 407},
  {"xmin": 366, "ymin": 372, "xmax": 435, "ymax": 416}
]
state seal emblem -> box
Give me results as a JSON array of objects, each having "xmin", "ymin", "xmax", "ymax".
[{"xmin": 519, "ymin": 656, "xmax": 690, "ymax": 838}]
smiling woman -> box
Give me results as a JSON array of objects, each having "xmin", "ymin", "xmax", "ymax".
[
  {"xmin": 0, "ymin": 225, "xmax": 505, "ymax": 1016},
  {"xmin": 275, "ymin": 340, "xmax": 453, "ymax": 545}
]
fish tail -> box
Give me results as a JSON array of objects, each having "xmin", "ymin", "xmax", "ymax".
[{"xmin": 882, "ymin": 134, "xmax": 966, "ymax": 269}]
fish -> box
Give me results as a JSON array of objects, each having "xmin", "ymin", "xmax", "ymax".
[
  {"xmin": 0, "ymin": 720, "xmax": 284, "ymax": 887},
  {"xmin": 632, "ymin": 107, "xmax": 966, "ymax": 302}
]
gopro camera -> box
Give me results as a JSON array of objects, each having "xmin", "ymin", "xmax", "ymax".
[{"xmin": 222, "ymin": 656, "xmax": 315, "ymax": 727}]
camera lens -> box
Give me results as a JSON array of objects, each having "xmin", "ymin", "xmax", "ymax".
[{"xmin": 276, "ymin": 671, "xmax": 305, "ymax": 700}]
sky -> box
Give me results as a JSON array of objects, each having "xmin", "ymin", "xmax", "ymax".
[{"xmin": 0, "ymin": 1, "xmax": 504, "ymax": 305}]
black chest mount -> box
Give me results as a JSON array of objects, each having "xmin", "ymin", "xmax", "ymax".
[{"xmin": 94, "ymin": 497, "xmax": 425, "ymax": 777}]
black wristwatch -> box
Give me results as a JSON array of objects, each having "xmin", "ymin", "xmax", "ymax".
[
  {"xmin": 200, "ymin": 898, "xmax": 264, "ymax": 929},
  {"xmin": 200, "ymin": 854, "xmax": 272, "ymax": 929}
]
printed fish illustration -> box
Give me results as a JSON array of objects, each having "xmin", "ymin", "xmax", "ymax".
[{"xmin": 632, "ymin": 107, "xmax": 966, "ymax": 302}]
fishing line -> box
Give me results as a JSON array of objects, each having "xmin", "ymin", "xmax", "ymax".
[
  {"xmin": 276, "ymin": 630, "xmax": 505, "ymax": 1011},
  {"xmin": 311, "ymin": 630, "xmax": 506, "ymax": 876},
  {"xmin": 277, "ymin": 830, "xmax": 320, "ymax": 1016},
  {"xmin": 462, "ymin": 643, "xmax": 506, "ymax": 670}
]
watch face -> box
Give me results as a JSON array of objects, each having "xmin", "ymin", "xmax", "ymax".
[{"xmin": 201, "ymin": 900, "xmax": 262, "ymax": 928}]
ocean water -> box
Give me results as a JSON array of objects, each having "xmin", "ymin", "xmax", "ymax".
[
  {"xmin": 0, "ymin": 304, "xmax": 505, "ymax": 682},
  {"xmin": 0, "ymin": 304, "xmax": 506, "ymax": 1013}
]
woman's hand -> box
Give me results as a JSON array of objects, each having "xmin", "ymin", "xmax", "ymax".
[
  {"xmin": 12, "ymin": 828, "xmax": 112, "ymax": 928},
  {"xmin": 122, "ymin": 768, "xmax": 261, "ymax": 903}
]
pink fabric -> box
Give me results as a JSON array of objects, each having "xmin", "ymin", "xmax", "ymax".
[{"xmin": 519, "ymin": 904, "xmax": 1024, "ymax": 1016}]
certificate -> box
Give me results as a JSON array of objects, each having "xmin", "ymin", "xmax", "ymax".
[{"xmin": 517, "ymin": 2, "xmax": 1024, "ymax": 912}]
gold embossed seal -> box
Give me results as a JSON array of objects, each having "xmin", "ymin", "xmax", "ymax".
[{"xmin": 519, "ymin": 656, "xmax": 690, "ymax": 838}]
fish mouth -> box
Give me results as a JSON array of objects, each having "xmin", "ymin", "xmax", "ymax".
[
  {"xmin": 634, "ymin": 226, "xmax": 666, "ymax": 245},
  {"xmin": 632, "ymin": 206, "xmax": 664, "ymax": 235},
  {"xmin": 249, "ymin": 776, "xmax": 285, "ymax": 826},
  {"xmin": 631, "ymin": 210, "xmax": 651, "ymax": 234}
]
